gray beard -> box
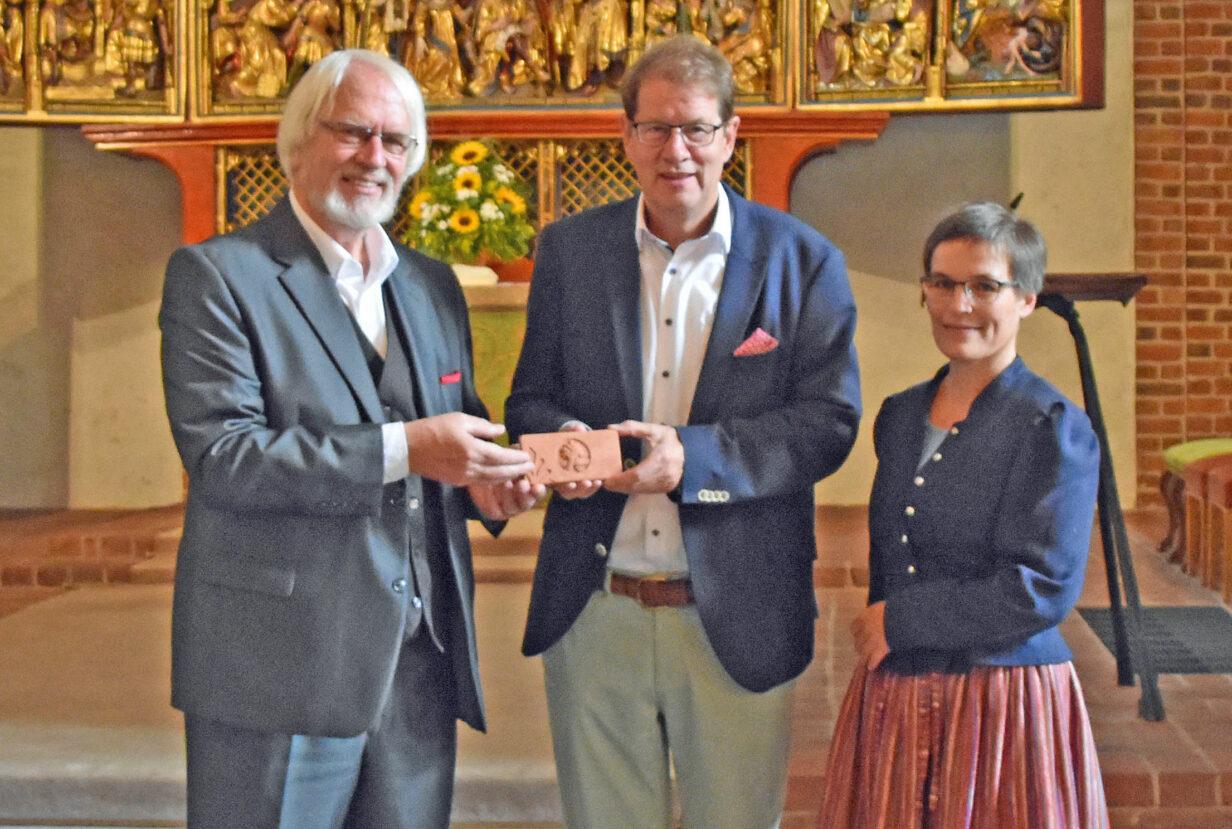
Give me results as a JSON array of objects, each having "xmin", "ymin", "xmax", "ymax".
[{"xmin": 321, "ymin": 179, "xmax": 402, "ymax": 230}]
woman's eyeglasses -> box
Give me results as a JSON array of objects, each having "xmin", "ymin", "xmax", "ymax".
[{"xmin": 919, "ymin": 274, "xmax": 1016, "ymax": 304}]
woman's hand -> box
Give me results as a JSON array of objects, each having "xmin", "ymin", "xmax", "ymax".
[{"xmin": 851, "ymin": 601, "xmax": 891, "ymax": 671}]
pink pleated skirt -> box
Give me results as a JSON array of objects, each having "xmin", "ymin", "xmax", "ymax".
[{"xmin": 817, "ymin": 662, "xmax": 1109, "ymax": 829}]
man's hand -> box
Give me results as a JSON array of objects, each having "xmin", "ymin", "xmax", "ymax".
[
  {"xmin": 405, "ymin": 413, "xmax": 534, "ymax": 487},
  {"xmin": 602, "ymin": 420, "xmax": 684, "ymax": 495},
  {"xmin": 468, "ymin": 478, "xmax": 546, "ymax": 521},
  {"xmin": 851, "ymin": 601, "xmax": 890, "ymax": 672},
  {"xmin": 549, "ymin": 421, "xmax": 603, "ymax": 500}
]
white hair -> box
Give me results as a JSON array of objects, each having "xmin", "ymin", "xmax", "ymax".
[{"xmin": 276, "ymin": 49, "xmax": 428, "ymax": 180}]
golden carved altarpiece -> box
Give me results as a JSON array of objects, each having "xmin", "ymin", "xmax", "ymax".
[{"xmin": 2, "ymin": 0, "xmax": 1100, "ymax": 120}]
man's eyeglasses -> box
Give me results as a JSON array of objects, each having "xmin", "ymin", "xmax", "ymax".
[
  {"xmin": 319, "ymin": 120, "xmax": 416, "ymax": 157},
  {"xmin": 631, "ymin": 121, "xmax": 727, "ymax": 147},
  {"xmin": 919, "ymin": 274, "xmax": 1017, "ymax": 304}
]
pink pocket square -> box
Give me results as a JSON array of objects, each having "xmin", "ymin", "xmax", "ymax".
[
  {"xmin": 733, "ymin": 328, "xmax": 779, "ymax": 357},
  {"xmin": 439, "ymin": 371, "xmax": 462, "ymax": 385}
]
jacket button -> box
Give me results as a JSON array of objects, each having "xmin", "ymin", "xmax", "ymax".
[
  {"xmin": 392, "ymin": 578, "xmax": 407, "ymax": 594},
  {"xmin": 932, "ymin": 452, "xmax": 942, "ymax": 462},
  {"xmin": 594, "ymin": 543, "xmax": 608, "ymax": 558},
  {"xmin": 905, "ymin": 506, "xmax": 916, "ymax": 516},
  {"xmin": 950, "ymin": 426, "xmax": 960, "ymax": 435},
  {"xmin": 900, "ymin": 534, "xmax": 908, "ymax": 544},
  {"xmin": 408, "ymin": 497, "xmax": 420, "ymax": 510},
  {"xmin": 913, "ymin": 476, "xmax": 924, "ymax": 486},
  {"xmin": 906, "ymin": 564, "xmax": 917, "ymax": 575},
  {"xmin": 411, "ymin": 596, "xmax": 423, "ymax": 608}
]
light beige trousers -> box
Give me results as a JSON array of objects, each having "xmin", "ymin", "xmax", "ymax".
[{"xmin": 542, "ymin": 585, "xmax": 795, "ymax": 829}]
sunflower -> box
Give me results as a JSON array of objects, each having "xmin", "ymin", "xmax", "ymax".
[
  {"xmin": 450, "ymin": 140, "xmax": 488, "ymax": 165},
  {"xmin": 453, "ymin": 170, "xmax": 482, "ymax": 194},
  {"xmin": 448, "ymin": 208, "xmax": 481, "ymax": 233},
  {"xmin": 410, "ymin": 190, "xmax": 433, "ymax": 219},
  {"xmin": 494, "ymin": 186, "xmax": 527, "ymax": 215}
]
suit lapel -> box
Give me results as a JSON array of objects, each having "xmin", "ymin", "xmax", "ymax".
[
  {"xmin": 690, "ymin": 190, "xmax": 767, "ymax": 424},
  {"xmin": 604, "ymin": 200, "xmax": 644, "ymax": 421},
  {"xmin": 384, "ymin": 257, "xmax": 445, "ymax": 416},
  {"xmin": 267, "ymin": 200, "xmax": 385, "ymax": 424}
]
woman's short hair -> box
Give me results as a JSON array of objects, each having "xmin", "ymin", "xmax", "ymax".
[
  {"xmin": 621, "ymin": 36, "xmax": 736, "ymax": 124},
  {"xmin": 276, "ymin": 49, "xmax": 428, "ymax": 180},
  {"xmin": 922, "ymin": 202, "xmax": 1047, "ymax": 295}
]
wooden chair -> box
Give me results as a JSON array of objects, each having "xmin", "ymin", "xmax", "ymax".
[
  {"xmin": 1160, "ymin": 439, "xmax": 1232, "ymax": 564},
  {"xmin": 1205, "ymin": 463, "xmax": 1232, "ymax": 603}
]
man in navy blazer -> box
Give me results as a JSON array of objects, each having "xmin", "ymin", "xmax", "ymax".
[
  {"xmin": 160, "ymin": 51, "xmax": 540, "ymax": 828},
  {"xmin": 506, "ymin": 36, "xmax": 861, "ymax": 829}
]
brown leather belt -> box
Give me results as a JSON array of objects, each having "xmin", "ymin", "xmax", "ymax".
[{"xmin": 608, "ymin": 573, "xmax": 694, "ymax": 608}]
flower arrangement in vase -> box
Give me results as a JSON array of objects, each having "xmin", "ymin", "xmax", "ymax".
[{"xmin": 404, "ymin": 140, "xmax": 536, "ymax": 269}]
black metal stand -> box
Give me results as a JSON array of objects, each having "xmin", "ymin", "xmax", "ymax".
[{"xmin": 1038, "ymin": 291, "xmax": 1166, "ymax": 721}]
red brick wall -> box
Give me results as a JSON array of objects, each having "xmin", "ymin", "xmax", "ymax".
[{"xmin": 1134, "ymin": 0, "xmax": 1232, "ymax": 508}]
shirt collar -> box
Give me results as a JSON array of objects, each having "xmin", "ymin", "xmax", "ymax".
[
  {"xmin": 289, "ymin": 189, "xmax": 399, "ymax": 287},
  {"xmin": 634, "ymin": 185, "xmax": 733, "ymax": 255}
]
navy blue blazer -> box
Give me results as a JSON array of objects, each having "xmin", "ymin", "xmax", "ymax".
[
  {"xmin": 869, "ymin": 357, "xmax": 1100, "ymax": 674},
  {"xmin": 506, "ymin": 186, "xmax": 861, "ymax": 692}
]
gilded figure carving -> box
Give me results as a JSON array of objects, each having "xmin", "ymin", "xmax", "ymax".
[
  {"xmin": 285, "ymin": 0, "xmax": 341, "ymax": 84},
  {"xmin": 402, "ymin": 0, "xmax": 464, "ymax": 97},
  {"xmin": 547, "ymin": 0, "xmax": 577, "ymax": 87},
  {"xmin": 717, "ymin": 0, "xmax": 774, "ymax": 93},
  {"xmin": 103, "ymin": 0, "xmax": 171, "ymax": 94},
  {"xmin": 39, "ymin": 0, "xmax": 96, "ymax": 86},
  {"xmin": 813, "ymin": 0, "xmax": 928, "ymax": 92},
  {"xmin": 565, "ymin": 0, "xmax": 626, "ymax": 91},
  {"xmin": 464, "ymin": 0, "xmax": 550, "ymax": 95},
  {"xmin": 947, "ymin": 0, "xmax": 1066, "ymax": 82},
  {"xmin": 0, "ymin": 0, "xmax": 23, "ymax": 97},
  {"xmin": 640, "ymin": 0, "xmax": 677, "ymax": 49},
  {"xmin": 211, "ymin": 0, "xmax": 299, "ymax": 99}
]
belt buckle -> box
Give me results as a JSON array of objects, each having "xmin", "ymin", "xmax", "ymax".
[{"xmin": 635, "ymin": 573, "xmax": 670, "ymax": 607}]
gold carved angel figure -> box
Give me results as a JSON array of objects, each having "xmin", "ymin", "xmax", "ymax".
[
  {"xmin": 285, "ymin": 0, "xmax": 341, "ymax": 85},
  {"xmin": 403, "ymin": 0, "xmax": 464, "ymax": 97},
  {"xmin": 102, "ymin": 0, "xmax": 171, "ymax": 95},
  {"xmin": 565, "ymin": 0, "xmax": 626, "ymax": 91},
  {"xmin": 38, "ymin": 0, "xmax": 96, "ymax": 86},
  {"xmin": 0, "ymin": 0, "xmax": 23, "ymax": 95},
  {"xmin": 465, "ymin": 0, "xmax": 549, "ymax": 96}
]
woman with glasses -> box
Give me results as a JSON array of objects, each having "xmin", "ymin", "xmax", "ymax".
[{"xmin": 818, "ymin": 202, "xmax": 1109, "ymax": 828}]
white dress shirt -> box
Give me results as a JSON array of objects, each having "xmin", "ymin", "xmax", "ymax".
[
  {"xmin": 608, "ymin": 187, "xmax": 732, "ymax": 576},
  {"xmin": 289, "ymin": 191, "xmax": 409, "ymax": 484}
]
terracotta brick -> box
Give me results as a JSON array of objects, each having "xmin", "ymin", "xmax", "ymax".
[
  {"xmin": 36, "ymin": 564, "xmax": 68, "ymax": 587},
  {"xmin": 1, "ymin": 565, "xmax": 34, "ymax": 586},
  {"xmin": 1138, "ymin": 343, "xmax": 1184, "ymax": 362}
]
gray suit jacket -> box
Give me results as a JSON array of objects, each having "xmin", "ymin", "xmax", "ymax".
[{"xmin": 160, "ymin": 199, "xmax": 487, "ymax": 737}]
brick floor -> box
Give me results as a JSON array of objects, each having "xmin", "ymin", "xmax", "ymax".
[{"xmin": 1, "ymin": 505, "xmax": 1230, "ymax": 827}]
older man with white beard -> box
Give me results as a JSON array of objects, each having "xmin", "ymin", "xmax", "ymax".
[{"xmin": 159, "ymin": 49, "xmax": 544, "ymax": 829}]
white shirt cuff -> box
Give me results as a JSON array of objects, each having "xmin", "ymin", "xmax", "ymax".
[{"xmin": 381, "ymin": 421, "xmax": 409, "ymax": 484}]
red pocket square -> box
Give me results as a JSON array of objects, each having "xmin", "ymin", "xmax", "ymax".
[
  {"xmin": 439, "ymin": 371, "xmax": 462, "ymax": 385},
  {"xmin": 733, "ymin": 328, "xmax": 779, "ymax": 357}
]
